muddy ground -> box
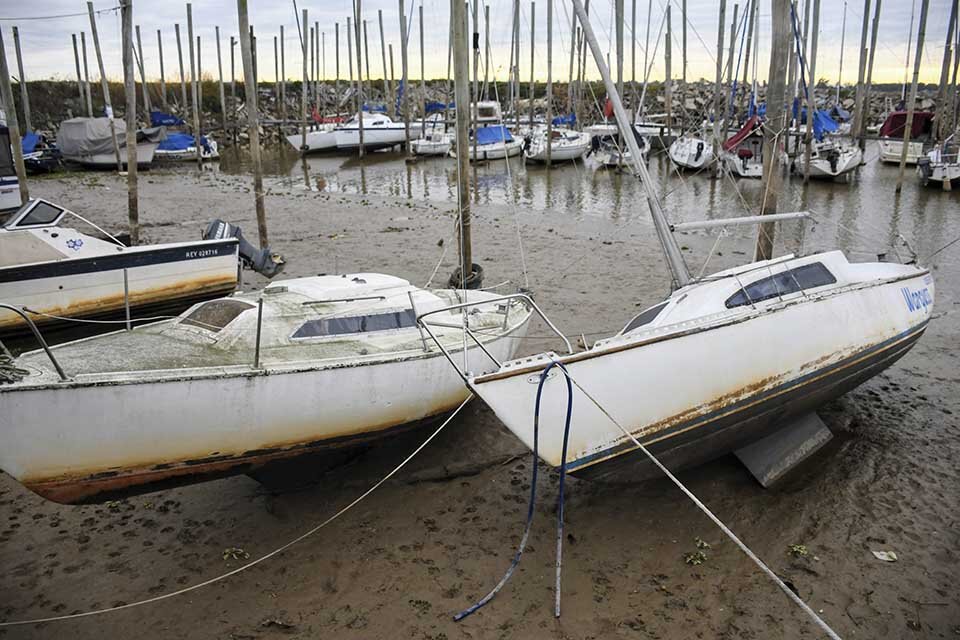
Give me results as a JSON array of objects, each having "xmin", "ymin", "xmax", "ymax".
[{"xmin": 1, "ymin": 165, "xmax": 958, "ymax": 639}]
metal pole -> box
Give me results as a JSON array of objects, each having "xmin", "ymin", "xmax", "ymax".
[
  {"xmin": 122, "ymin": 0, "xmax": 139, "ymax": 246},
  {"xmin": 135, "ymin": 25, "xmax": 151, "ymax": 118},
  {"xmin": 12, "ymin": 27, "xmax": 31, "ymax": 133},
  {"xmin": 851, "ymin": 0, "xmax": 871, "ymax": 148},
  {"xmin": 572, "ymin": 0, "xmax": 690, "ymax": 287},
  {"xmin": 81, "ymin": 32, "xmax": 93, "ymax": 117},
  {"xmin": 802, "ymin": 0, "xmax": 821, "ymax": 182},
  {"xmin": 755, "ymin": 0, "xmax": 792, "ymax": 261},
  {"xmin": 187, "ymin": 4, "xmax": 202, "ymax": 170},
  {"xmin": 175, "ymin": 23, "xmax": 188, "ymax": 111},
  {"xmin": 157, "ymin": 29, "xmax": 167, "ymax": 108},
  {"xmin": 546, "ymin": 0, "xmax": 553, "ymax": 165},
  {"xmin": 896, "ymin": 0, "xmax": 930, "ymax": 192},
  {"xmin": 0, "ymin": 31, "xmax": 29, "ymax": 204},
  {"xmin": 237, "ymin": 0, "xmax": 269, "ymax": 246},
  {"xmin": 216, "ymin": 26, "xmax": 227, "ymax": 134},
  {"xmin": 87, "ymin": 2, "xmax": 122, "ymax": 171},
  {"xmin": 400, "ymin": 0, "xmax": 410, "ymax": 153}
]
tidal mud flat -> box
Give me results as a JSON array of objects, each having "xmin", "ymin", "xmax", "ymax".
[{"xmin": 1, "ymin": 162, "xmax": 959, "ymax": 639}]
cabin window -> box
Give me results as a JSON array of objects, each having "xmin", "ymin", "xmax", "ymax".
[
  {"xmin": 622, "ymin": 302, "xmax": 668, "ymax": 333},
  {"xmin": 725, "ymin": 262, "xmax": 836, "ymax": 309},
  {"xmin": 181, "ymin": 299, "xmax": 255, "ymax": 331},
  {"xmin": 292, "ymin": 309, "xmax": 417, "ymax": 339},
  {"xmin": 16, "ymin": 201, "xmax": 64, "ymax": 227}
]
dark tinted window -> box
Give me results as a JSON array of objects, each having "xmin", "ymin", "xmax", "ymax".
[
  {"xmin": 622, "ymin": 302, "xmax": 668, "ymax": 333},
  {"xmin": 0, "ymin": 127, "xmax": 13, "ymax": 175},
  {"xmin": 17, "ymin": 201, "xmax": 64, "ymax": 227},
  {"xmin": 725, "ymin": 262, "xmax": 836, "ymax": 309},
  {"xmin": 181, "ymin": 299, "xmax": 254, "ymax": 331},
  {"xmin": 292, "ymin": 309, "xmax": 417, "ymax": 339}
]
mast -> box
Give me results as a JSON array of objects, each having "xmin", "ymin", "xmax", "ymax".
[
  {"xmin": 571, "ymin": 0, "xmax": 690, "ymax": 288},
  {"xmin": 665, "ymin": 4, "xmax": 672, "ymax": 132},
  {"xmin": 642, "ymin": 0, "xmax": 651, "ymax": 118},
  {"xmin": 859, "ymin": 0, "xmax": 882, "ymax": 151},
  {"xmin": 755, "ymin": 0, "xmax": 792, "ymax": 262},
  {"xmin": 836, "ymin": 1, "xmax": 846, "ymax": 104},
  {"xmin": 452, "ymin": 0, "xmax": 474, "ymax": 284},
  {"xmin": 851, "ymin": 0, "xmax": 871, "ymax": 145},
  {"xmin": 399, "ymin": 0, "xmax": 410, "ymax": 153},
  {"xmin": 902, "ymin": 0, "xmax": 916, "ymax": 102},
  {"xmin": 121, "ymin": 0, "xmax": 138, "ymax": 245},
  {"xmin": 934, "ymin": 0, "xmax": 958, "ymax": 143},
  {"xmin": 802, "ymin": 0, "xmax": 821, "ymax": 182},
  {"xmin": 896, "ymin": 0, "xmax": 929, "ymax": 192},
  {"xmin": 712, "ymin": 0, "xmax": 726, "ymax": 169},
  {"xmin": 739, "ymin": 0, "xmax": 756, "ymax": 117},
  {"xmin": 88, "ymin": 1, "xmax": 123, "ymax": 171},
  {"xmin": 237, "ymin": 0, "xmax": 268, "ymax": 248},
  {"xmin": 615, "ymin": 0, "xmax": 624, "ymax": 98},
  {"xmin": 0, "ymin": 30, "xmax": 29, "ymax": 204},
  {"xmin": 546, "ymin": 0, "xmax": 553, "ymax": 165}
]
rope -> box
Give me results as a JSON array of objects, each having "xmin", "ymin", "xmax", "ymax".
[
  {"xmin": 454, "ymin": 362, "xmax": 573, "ymax": 621},
  {"xmin": 0, "ymin": 394, "xmax": 472, "ymax": 628},
  {"xmin": 21, "ymin": 307, "xmax": 177, "ymax": 325},
  {"xmin": 0, "ymin": 353, "xmax": 29, "ymax": 384},
  {"xmin": 556, "ymin": 367, "xmax": 843, "ymax": 639},
  {"xmin": 0, "ymin": 6, "xmax": 120, "ymax": 21}
]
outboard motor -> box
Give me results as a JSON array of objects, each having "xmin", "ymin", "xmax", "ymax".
[
  {"xmin": 588, "ymin": 134, "xmax": 601, "ymax": 156},
  {"xmin": 203, "ymin": 219, "xmax": 286, "ymax": 278},
  {"xmin": 694, "ymin": 140, "xmax": 705, "ymax": 162},
  {"xmin": 917, "ymin": 157, "xmax": 932, "ymax": 185},
  {"xmin": 826, "ymin": 148, "xmax": 841, "ymax": 174}
]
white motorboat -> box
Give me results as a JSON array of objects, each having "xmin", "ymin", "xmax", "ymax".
[
  {"xmin": 154, "ymin": 133, "xmax": 220, "ymax": 162},
  {"xmin": 634, "ymin": 117, "xmax": 680, "ymax": 150},
  {"xmin": 792, "ymin": 138, "xmax": 863, "ymax": 179},
  {"xmin": 0, "ymin": 199, "xmax": 243, "ymax": 336},
  {"xmin": 918, "ymin": 140, "xmax": 960, "ymax": 187},
  {"xmin": 586, "ymin": 125, "xmax": 646, "ymax": 168},
  {"xmin": 877, "ymin": 111, "xmax": 934, "ymax": 165},
  {"xmin": 0, "ymin": 274, "xmax": 532, "ymax": 503},
  {"xmin": 334, "ymin": 112, "xmax": 422, "ymax": 152},
  {"xmin": 720, "ymin": 116, "xmax": 765, "ymax": 178},
  {"xmin": 411, "ymin": 115, "xmax": 453, "ymax": 156},
  {"xmin": 668, "ymin": 135, "xmax": 715, "ymax": 170},
  {"xmin": 523, "ymin": 127, "xmax": 591, "ymax": 163},
  {"xmin": 285, "ymin": 122, "xmax": 340, "ymax": 154},
  {"xmin": 56, "ymin": 117, "xmax": 161, "ymax": 169},
  {"xmin": 449, "ymin": 125, "xmax": 523, "ymax": 161}
]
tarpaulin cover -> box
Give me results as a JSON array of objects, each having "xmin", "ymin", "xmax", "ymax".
[
  {"xmin": 552, "ymin": 113, "xmax": 576, "ymax": 126},
  {"xmin": 21, "ymin": 132, "xmax": 41, "ymax": 154},
  {"xmin": 425, "ymin": 101, "xmax": 453, "ymax": 114},
  {"xmin": 362, "ymin": 104, "xmax": 387, "ymax": 112},
  {"xmin": 722, "ymin": 115, "xmax": 761, "ymax": 151},
  {"xmin": 879, "ymin": 111, "xmax": 935, "ymax": 138},
  {"xmin": 151, "ymin": 111, "xmax": 185, "ymax": 127},
  {"xmin": 475, "ymin": 125, "xmax": 513, "ymax": 145},
  {"xmin": 158, "ymin": 132, "xmax": 211, "ymax": 153},
  {"xmin": 812, "ymin": 110, "xmax": 839, "ymax": 141},
  {"xmin": 830, "ymin": 104, "xmax": 851, "ymax": 122},
  {"xmin": 748, "ymin": 101, "xmax": 766, "ymax": 118},
  {"xmin": 56, "ymin": 117, "xmax": 125, "ymax": 156}
]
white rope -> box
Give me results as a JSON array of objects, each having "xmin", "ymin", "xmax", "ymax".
[
  {"xmin": 0, "ymin": 394, "xmax": 472, "ymax": 628},
  {"xmin": 21, "ymin": 307, "xmax": 177, "ymax": 325},
  {"xmin": 552, "ymin": 363, "xmax": 843, "ymax": 639}
]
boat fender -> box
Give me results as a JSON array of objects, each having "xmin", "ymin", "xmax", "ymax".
[
  {"xmin": 446, "ymin": 262, "xmax": 484, "ymax": 290},
  {"xmin": 203, "ymin": 219, "xmax": 286, "ymax": 278}
]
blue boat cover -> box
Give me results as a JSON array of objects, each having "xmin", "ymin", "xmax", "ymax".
[
  {"xmin": 830, "ymin": 104, "xmax": 851, "ymax": 122},
  {"xmin": 158, "ymin": 132, "xmax": 211, "ymax": 152},
  {"xmin": 425, "ymin": 101, "xmax": 453, "ymax": 114},
  {"xmin": 150, "ymin": 111, "xmax": 185, "ymax": 127},
  {"xmin": 552, "ymin": 113, "xmax": 576, "ymax": 126},
  {"xmin": 475, "ymin": 125, "xmax": 513, "ymax": 145},
  {"xmin": 362, "ymin": 104, "xmax": 387, "ymax": 113},
  {"xmin": 21, "ymin": 132, "xmax": 41, "ymax": 154}
]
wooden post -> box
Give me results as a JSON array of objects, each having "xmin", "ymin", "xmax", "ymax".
[
  {"xmin": 237, "ymin": 0, "xmax": 268, "ymax": 247},
  {"xmin": 389, "ymin": 43, "xmax": 396, "ymax": 120},
  {"xmin": 187, "ymin": 4, "xmax": 202, "ymax": 169},
  {"xmin": 472, "ymin": 0, "xmax": 479, "ymax": 159},
  {"xmin": 399, "ymin": 0, "xmax": 410, "ymax": 153},
  {"xmin": 273, "ymin": 35, "xmax": 279, "ymax": 114},
  {"xmin": 301, "ymin": 9, "xmax": 309, "ymax": 151},
  {"xmin": 631, "ymin": 0, "xmax": 636, "ymax": 94},
  {"xmin": 315, "ymin": 21, "xmax": 321, "ymax": 102},
  {"xmin": 308, "ymin": 27, "xmax": 314, "ymax": 106},
  {"xmin": 567, "ymin": 9, "xmax": 576, "ymax": 113},
  {"xmin": 216, "ymin": 27, "xmax": 227, "ymax": 134},
  {"xmin": 615, "ymin": 0, "xmax": 623, "ymax": 97},
  {"xmin": 251, "ymin": 26, "xmax": 257, "ymax": 94},
  {"xmin": 72, "ymin": 35, "xmax": 86, "ymax": 114},
  {"xmin": 896, "ymin": 0, "xmax": 929, "ymax": 192},
  {"xmin": 320, "ymin": 31, "xmax": 325, "ymax": 112},
  {"xmin": 378, "ymin": 10, "xmax": 390, "ymax": 114},
  {"xmin": 135, "ymin": 26, "xmax": 151, "ymax": 119},
  {"xmin": 859, "ymin": 0, "xmax": 882, "ymax": 151},
  {"xmin": 197, "ymin": 36, "xmax": 203, "ymax": 118},
  {"xmin": 446, "ymin": 7, "xmax": 453, "ymax": 127},
  {"xmin": 121, "ymin": 0, "xmax": 139, "ymax": 245},
  {"xmin": 420, "ymin": 4, "xmax": 426, "ymax": 130},
  {"xmin": 157, "ymin": 29, "xmax": 167, "ymax": 108},
  {"xmin": 280, "ymin": 26, "xmax": 286, "ymax": 125},
  {"xmin": 755, "ymin": 0, "xmax": 791, "ymax": 262},
  {"xmin": 88, "ymin": 2, "xmax": 123, "ymax": 171},
  {"xmin": 12, "ymin": 27, "xmax": 32, "ymax": 133},
  {"xmin": 802, "ymin": 0, "xmax": 821, "ymax": 182},
  {"xmin": 851, "ymin": 0, "xmax": 871, "ymax": 150},
  {"xmin": 712, "ymin": 0, "xmax": 726, "ymax": 175},
  {"xmin": 934, "ymin": 0, "xmax": 957, "ymax": 143},
  {"xmin": 484, "ymin": 4, "xmax": 491, "ymax": 99},
  {"xmin": 514, "ymin": 0, "xmax": 520, "ymax": 129},
  {"xmin": 740, "ymin": 0, "xmax": 756, "ymax": 117},
  {"xmin": 81, "ymin": 32, "xmax": 93, "ymax": 117},
  {"xmin": 723, "ymin": 3, "xmax": 738, "ymax": 131},
  {"xmin": 0, "ymin": 31, "xmax": 29, "ymax": 204},
  {"xmin": 353, "ymin": 2, "xmax": 365, "ymax": 157},
  {"xmin": 546, "ymin": 0, "xmax": 553, "ymax": 165},
  {"xmin": 665, "ymin": 4, "xmax": 672, "ymax": 131},
  {"xmin": 347, "ymin": 16, "xmax": 354, "ymax": 110},
  {"xmin": 335, "ymin": 23, "xmax": 340, "ymax": 109},
  {"xmin": 175, "ymin": 24, "xmax": 188, "ymax": 112},
  {"xmin": 529, "ymin": 1, "xmax": 535, "ymax": 128},
  {"xmin": 836, "ymin": 2, "xmax": 846, "ymax": 104},
  {"xmin": 452, "ymin": 0, "xmax": 472, "ymax": 282},
  {"xmin": 363, "ymin": 20, "xmax": 372, "ymax": 104}
]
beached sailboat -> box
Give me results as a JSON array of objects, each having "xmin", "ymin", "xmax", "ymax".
[
  {"xmin": 285, "ymin": 120, "xmax": 343, "ymax": 154},
  {"xmin": 56, "ymin": 117, "xmax": 162, "ymax": 169},
  {"xmin": 523, "ymin": 127, "xmax": 591, "ymax": 163},
  {"xmin": 334, "ymin": 112, "xmax": 422, "ymax": 152},
  {"xmin": 423, "ymin": 0, "xmax": 933, "ymax": 486}
]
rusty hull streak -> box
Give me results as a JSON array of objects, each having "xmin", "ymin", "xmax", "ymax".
[
  {"xmin": 24, "ymin": 400, "xmax": 463, "ymax": 505},
  {"xmin": 0, "ymin": 273, "xmax": 238, "ymax": 330}
]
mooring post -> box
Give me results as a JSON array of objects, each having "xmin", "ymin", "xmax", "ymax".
[
  {"xmin": 157, "ymin": 29, "xmax": 167, "ymax": 108},
  {"xmin": 546, "ymin": 0, "xmax": 553, "ymax": 166},
  {"xmin": 197, "ymin": 35, "xmax": 203, "ymax": 124},
  {"xmin": 528, "ymin": 1, "xmax": 535, "ymax": 132},
  {"xmin": 254, "ymin": 298, "xmax": 263, "ymax": 368},
  {"xmin": 740, "ymin": 0, "xmax": 756, "ymax": 117},
  {"xmin": 81, "ymin": 32, "xmax": 94, "ymax": 117},
  {"xmin": 420, "ymin": 4, "xmax": 426, "ymax": 130},
  {"xmin": 301, "ymin": 8, "xmax": 308, "ymax": 153},
  {"xmin": 216, "ymin": 27, "xmax": 227, "ymax": 135},
  {"xmin": 135, "ymin": 25, "xmax": 151, "ymax": 119},
  {"xmin": 230, "ymin": 35, "xmax": 237, "ymax": 142},
  {"xmin": 12, "ymin": 27, "xmax": 32, "ymax": 133},
  {"xmin": 175, "ymin": 23, "xmax": 188, "ymax": 112},
  {"xmin": 896, "ymin": 0, "xmax": 930, "ymax": 192},
  {"xmin": 860, "ymin": 0, "xmax": 883, "ymax": 152},
  {"xmin": 237, "ymin": 0, "xmax": 269, "ymax": 247},
  {"xmin": 0, "ymin": 30, "xmax": 29, "ymax": 204},
  {"xmin": 121, "ymin": 0, "xmax": 139, "ymax": 246},
  {"xmin": 353, "ymin": 2, "xmax": 366, "ymax": 158},
  {"xmin": 399, "ymin": 0, "xmax": 410, "ymax": 154},
  {"xmin": 315, "ymin": 21, "xmax": 321, "ymax": 103},
  {"xmin": 378, "ymin": 10, "xmax": 389, "ymax": 115},
  {"xmin": 72, "ymin": 34, "xmax": 86, "ymax": 113},
  {"xmin": 712, "ymin": 0, "xmax": 726, "ymax": 178},
  {"xmin": 87, "ymin": 1, "xmax": 123, "ymax": 171},
  {"xmin": 187, "ymin": 4, "xmax": 202, "ymax": 170},
  {"xmin": 280, "ymin": 25, "xmax": 287, "ymax": 126},
  {"xmin": 363, "ymin": 20, "xmax": 372, "ymax": 101},
  {"xmin": 335, "ymin": 23, "xmax": 341, "ymax": 110},
  {"xmin": 665, "ymin": 4, "xmax": 673, "ymax": 132},
  {"xmin": 851, "ymin": 0, "xmax": 871, "ymax": 153},
  {"xmin": 615, "ymin": 0, "xmax": 623, "ymax": 97}
]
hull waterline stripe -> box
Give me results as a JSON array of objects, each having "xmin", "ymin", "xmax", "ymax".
[{"xmin": 0, "ymin": 395, "xmax": 473, "ymax": 628}]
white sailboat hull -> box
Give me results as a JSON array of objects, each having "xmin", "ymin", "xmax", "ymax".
[
  {"xmin": 721, "ymin": 151, "xmax": 764, "ymax": 178},
  {"xmin": 469, "ymin": 270, "xmax": 932, "ymax": 482},
  {"xmin": 450, "ymin": 140, "xmax": 524, "ymax": 161},
  {"xmin": 668, "ymin": 136, "xmax": 715, "ymax": 170},
  {"xmin": 524, "ymin": 131, "xmax": 591, "ymax": 163},
  {"xmin": 62, "ymin": 142, "xmax": 158, "ymax": 169},
  {"xmin": 799, "ymin": 143, "xmax": 863, "ymax": 178},
  {"xmin": 879, "ymin": 139, "xmax": 924, "ymax": 164},
  {"xmin": 411, "ymin": 136, "xmax": 452, "ymax": 156},
  {"xmin": 1, "ymin": 318, "xmax": 528, "ymax": 503},
  {"xmin": 335, "ymin": 123, "xmax": 421, "ymax": 151},
  {"xmin": 285, "ymin": 127, "xmax": 339, "ymax": 153}
]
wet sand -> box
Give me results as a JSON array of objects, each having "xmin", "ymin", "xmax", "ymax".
[{"xmin": 1, "ymin": 161, "xmax": 959, "ymax": 639}]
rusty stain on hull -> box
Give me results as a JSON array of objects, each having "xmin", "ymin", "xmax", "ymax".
[
  {"xmin": 0, "ymin": 273, "xmax": 237, "ymax": 331},
  {"xmin": 22, "ymin": 400, "xmax": 465, "ymax": 505}
]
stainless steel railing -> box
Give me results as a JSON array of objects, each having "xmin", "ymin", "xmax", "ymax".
[{"xmin": 0, "ymin": 304, "xmax": 68, "ymax": 381}]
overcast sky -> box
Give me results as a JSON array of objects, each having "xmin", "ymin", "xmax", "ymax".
[{"xmin": 0, "ymin": 0, "xmax": 953, "ymax": 88}]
